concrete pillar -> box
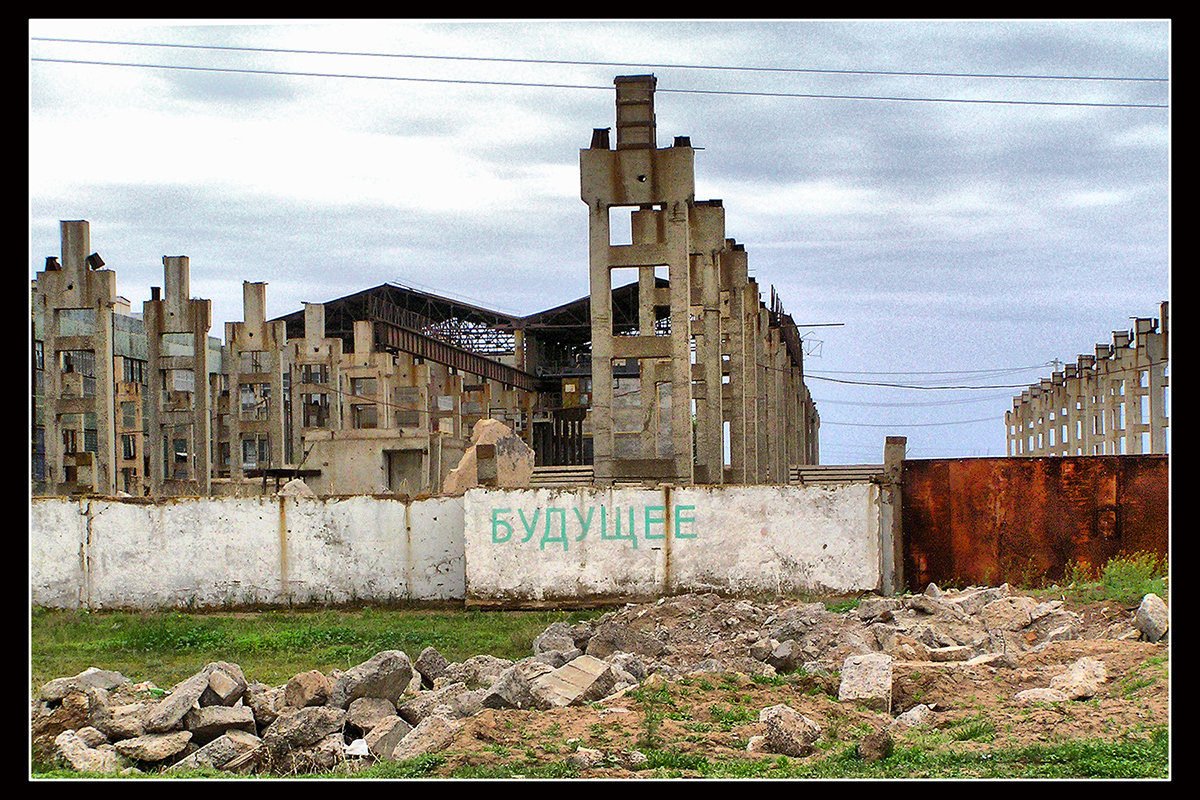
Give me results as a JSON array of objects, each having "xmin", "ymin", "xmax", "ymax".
[
  {"xmin": 144, "ymin": 255, "xmax": 213, "ymax": 496},
  {"xmin": 883, "ymin": 436, "xmax": 907, "ymax": 595}
]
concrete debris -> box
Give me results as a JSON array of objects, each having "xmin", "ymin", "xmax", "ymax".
[
  {"xmin": 1014, "ymin": 687, "xmax": 1070, "ymax": 705},
  {"xmin": 33, "ymin": 583, "xmax": 1164, "ymax": 776},
  {"xmin": 327, "ymin": 650, "xmax": 413, "ymax": 709},
  {"xmin": 283, "ymin": 669, "xmax": 331, "ymax": 709},
  {"xmin": 891, "ymin": 703, "xmax": 936, "ymax": 729},
  {"xmin": 857, "ymin": 729, "xmax": 894, "ymax": 762},
  {"xmin": 441, "ymin": 419, "xmax": 534, "ymax": 495},
  {"xmin": 1134, "ymin": 593, "xmax": 1169, "ymax": 642},
  {"xmin": 759, "ymin": 704, "xmax": 822, "ymax": 757},
  {"xmin": 837, "ymin": 654, "xmax": 894, "ymax": 713},
  {"xmin": 1048, "ymin": 657, "xmax": 1108, "ymax": 700},
  {"xmin": 277, "ymin": 478, "xmax": 315, "ymax": 496}
]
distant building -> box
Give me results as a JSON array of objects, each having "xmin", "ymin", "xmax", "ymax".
[{"xmin": 1006, "ymin": 302, "xmax": 1169, "ymax": 456}]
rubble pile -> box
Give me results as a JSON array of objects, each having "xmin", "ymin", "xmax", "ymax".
[{"xmin": 31, "ymin": 585, "xmax": 1169, "ymax": 776}]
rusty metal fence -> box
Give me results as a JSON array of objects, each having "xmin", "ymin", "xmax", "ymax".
[{"xmin": 901, "ymin": 455, "xmax": 1168, "ymax": 592}]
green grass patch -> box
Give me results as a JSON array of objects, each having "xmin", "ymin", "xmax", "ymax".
[
  {"xmin": 824, "ymin": 599, "xmax": 861, "ymax": 613},
  {"xmin": 1037, "ymin": 551, "xmax": 1168, "ymax": 606},
  {"xmin": 947, "ymin": 715, "xmax": 996, "ymax": 742},
  {"xmin": 626, "ymin": 727, "xmax": 1168, "ymax": 779},
  {"xmin": 31, "ymin": 605, "xmax": 602, "ymax": 690},
  {"xmin": 710, "ymin": 705, "xmax": 758, "ymax": 730}
]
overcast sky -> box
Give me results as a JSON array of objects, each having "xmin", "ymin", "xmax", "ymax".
[{"xmin": 28, "ymin": 19, "xmax": 1171, "ymax": 464}]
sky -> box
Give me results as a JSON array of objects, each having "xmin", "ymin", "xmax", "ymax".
[{"xmin": 28, "ymin": 19, "xmax": 1171, "ymax": 464}]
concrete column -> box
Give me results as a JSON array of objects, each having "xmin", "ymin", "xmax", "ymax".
[{"xmin": 883, "ymin": 435, "xmax": 907, "ymax": 595}]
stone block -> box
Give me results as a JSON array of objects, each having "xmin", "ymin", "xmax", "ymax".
[{"xmin": 838, "ymin": 653, "xmax": 893, "ymax": 713}]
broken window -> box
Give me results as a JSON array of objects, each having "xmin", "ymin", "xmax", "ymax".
[
  {"xmin": 350, "ymin": 377, "xmax": 377, "ymax": 400},
  {"xmin": 352, "ymin": 404, "xmax": 378, "ymax": 429},
  {"xmin": 123, "ymin": 357, "xmax": 146, "ymax": 385},
  {"xmin": 301, "ymin": 363, "xmax": 329, "ymax": 385},
  {"xmin": 241, "ymin": 435, "xmax": 269, "ymax": 469},
  {"xmin": 240, "ymin": 383, "xmax": 270, "ymax": 419},
  {"xmin": 302, "ymin": 393, "xmax": 330, "ymax": 428}
]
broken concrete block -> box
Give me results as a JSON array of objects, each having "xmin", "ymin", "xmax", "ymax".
[
  {"xmin": 169, "ymin": 729, "xmax": 262, "ymax": 773},
  {"xmin": 928, "ymin": 645, "xmax": 973, "ymax": 662},
  {"xmin": 838, "ymin": 653, "xmax": 893, "ymax": 713},
  {"xmin": 283, "ymin": 670, "xmax": 331, "ymax": 708},
  {"xmin": 531, "ymin": 654, "xmax": 618, "ymax": 707},
  {"xmin": 441, "ymin": 419, "xmax": 534, "ymax": 495},
  {"xmin": 262, "ymin": 706, "xmax": 347, "ymax": 761},
  {"xmin": 981, "ymin": 596, "xmax": 1038, "ymax": 631},
  {"xmin": 389, "ymin": 714, "xmax": 460, "ymax": 761},
  {"xmin": 1048, "ymin": 657, "xmax": 1107, "ymax": 700},
  {"xmin": 54, "ymin": 730, "xmax": 125, "ymax": 774},
  {"xmin": 759, "ymin": 704, "xmax": 821, "ymax": 757},
  {"xmin": 346, "ymin": 697, "xmax": 397, "ymax": 733},
  {"xmin": 201, "ymin": 667, "xmax": 246, "ymax": 707},
  {"xmin": 328, "ymin": 650, "xmax": 413, "ymax": 709},
  {"xmin": 364, "ymin": 715, "xmax": 413, "ymax": 760},
  {"xmin": 145, "ymin": 672, "xmax": 210, "ymax": 733},
  {"xmin": 584, "ymin": 620, "xmax": 668, "ymax": 659},
  {"xmin": 397, "ymin": 682, "xmax": 470, "ymax": 725},
  {"xmin": 481, "ymin": 660, "xmax": 556, "ymax": 710},
  {"xmin": 199, "ymin": 662, "xmax": 248, "ymax": 707},
  {"xmin": 414, "ymin": 646, "xmax": 450, "ymax": 687},
  {"xmin": 113, "ymin": 730, "xmax": 193, "ymax": 763},
  {"xmin": 1134, "ymin": 593, "xmax": 1169, "ymax": 642},
  {"xmin": 184, "ymin": 704, "xmax": 257, "ymax": 745},
  {"xmin": 438, "ymin": 655, "xmax": 514, "ymax": 690},
  {"xmin": 1014, "ymin": 687, "xmax": 1069, "ymax": 704},
  {"xmin": 892, "ymin": 703, "xmax": 936, "ymax": 729},
  {"xmin": 40, "ymin": 667, "xmax": 131, "ymax": 702}
]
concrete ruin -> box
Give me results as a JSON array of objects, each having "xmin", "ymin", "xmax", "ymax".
[
  {"xmin": 31, "ymin": 75, "xmax": 819, "ymax": 499},
  {"xmin": 1006, "ymin": 302, "xmax": 1169, "ymax": 456}
]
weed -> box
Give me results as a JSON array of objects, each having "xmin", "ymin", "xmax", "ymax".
[
  {"xmin": 710, "ymin": 705, "xmax": 757, "ymax": 730},
  {"xmin": 825, "ymin": 599, "xmax": 860, "ymax": 614},
  {"xmin": 1051, "ymin": 551, "xmax": 1168, "ymax": 606},
  {"xmin": 948, "ymin": 715, "xmax": 996, "ymax": 742},
  {"xmin": 1100, "ymin": 552, "xmax": 1168, "ymax": 605}
]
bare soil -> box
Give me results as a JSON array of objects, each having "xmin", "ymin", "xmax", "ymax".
[{"xmin": 420, "ymin": 593, "xmax": 1169, "ymax": 778}]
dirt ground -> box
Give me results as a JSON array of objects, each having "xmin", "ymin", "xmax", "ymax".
[{"xmin": 422, "ymin": 593, "xmax": 1170, "ymax": 778}]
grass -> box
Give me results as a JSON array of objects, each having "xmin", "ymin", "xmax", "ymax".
[
  {"xmin": 615, "ymin": 727, "xmax": 1168, "ymax": 779},
  {"xmin": 30, "ymin": 604, "xmax": 602, "ymax": 691},
  {"xmin": 1034, "ymin": 551, "xmax": 1168, "ymax": 606}
]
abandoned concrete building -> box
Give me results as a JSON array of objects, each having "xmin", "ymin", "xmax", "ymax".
[
  {"xmin": 1006, "ymin": 301, "xmax": 1169, "ymax": 457},
  {"xmin": 31, "ymin": 75, "xmax": 820, "ymax": 499}
]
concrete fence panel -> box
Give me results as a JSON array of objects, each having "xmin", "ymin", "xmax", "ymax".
[{"xmin": 463, "ymin": 483, "xmax": 885, "ymax": 605}]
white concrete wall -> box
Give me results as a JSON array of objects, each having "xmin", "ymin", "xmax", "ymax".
[
  {"xmin": 463, "ymin": 483, "xmax": 886, "ymax": 604},
  {"xmin": 30, "ymin": 483, "xmax": 887, "ymax": 610},
  {"xmin": 29, "ymin": 495, "xmax": 465, "ymax": 610}
]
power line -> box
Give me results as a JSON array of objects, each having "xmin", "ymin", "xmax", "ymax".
[
  {"xmin": 809, "ymin": 363, "xmax": 1052, "ymax": 376},
  {"xmin": 806, "ymin": 374, "xmax": 1032, "ymax": 390},
  {"xmin": 821, "ymin": 415, "xmax": 1002, "ymax": 428},
  {"xmin": 30, "ymin": 37, "xmax": 1170, "ymax": 83},
  {"xmin": 28, "ymin": 57, "xmax": 1170, "ymax": 110},
  {"xmin": 815, "ymin": 393, "xmax": 1015, "ymax": 407}
]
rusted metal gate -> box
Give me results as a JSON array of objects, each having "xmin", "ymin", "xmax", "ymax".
[{"xmin": 901, "ymin": 455, "xmax": 1168, "ymax": 592}]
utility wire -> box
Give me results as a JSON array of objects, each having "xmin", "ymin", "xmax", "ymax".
[
  {"xmin": 815, "ymin": 393, "xmax": 1015, "ymax": 407},
  {"xmin": 809, "ymin": 363, "xmax": 1052, "ymax": 376},
  {"xmin": 821, "ymin": 415, "xmax": 1002, "ymax": 428},
  {"xmin": 805, "ymin": 374, "xmax": 1032, "ymax": 389},
  {"xmin": 28, "ymin": 57, "xmax": 1170, "ymax": 110},
  {"xmin": 30, "ymin": 37, "xmax": 1170, "ymax": 83}
]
